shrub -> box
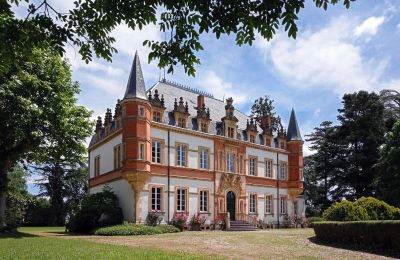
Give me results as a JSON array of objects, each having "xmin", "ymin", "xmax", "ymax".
[
  {"xmin": 189, "ymin": 213, "xmax": 206, "ymax": 231},
  {"xmin": 66, "ymin": 188, "xmax": 123, "ymax": 233},
  {"xmin": 307, "ymin": 217, "xmax": 324, "ymax": 227},
  {"xmin": 353, "ymin": 197, "xmax": 400, "ymax": 220},
  {"xmin": 170, "ymin": 212, "xmax": 188, "ymax": 231},
  {"xmin": 322, "ymin": 200, "xmax": 369, "ymax": 221},
  {"xmin": 313, "ymin": 221, "xmax": 400, "ymax": 249},
  {"xmin": 145, "ymin": 211, "xmax": 163, "ymax": 226},
  {"xmin": 94, "ymin": 224, "xmax": 179, "ymax": 236}
]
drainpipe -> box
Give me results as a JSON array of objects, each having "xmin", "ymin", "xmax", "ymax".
[
  {"xmin": 276, "ymin": 152, "xmax": 280, "ymax": 228},
  {"xmin": 167, "ymin": 129, "xmax": 171, "ymax": 222}
]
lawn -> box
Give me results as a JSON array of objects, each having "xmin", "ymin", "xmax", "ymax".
[{"xmin": 0, "ymin": 227, "xmax": 396, "ymax": 259}]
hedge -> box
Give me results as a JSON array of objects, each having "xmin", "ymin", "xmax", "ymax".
[
  {"xmin": 307, "ymin": 217, "xmax": 325, "ymax": 227},
  {"xmin": 313, "ymin": 221, "xmax": 400, "ymax": 249},
  {"xmin": 94, "ymin": 224, "xmax": 180, "ymax": 236}
]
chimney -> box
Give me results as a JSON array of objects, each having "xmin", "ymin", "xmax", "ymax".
[{"xmin": 197, "ymin": 94, "xmax": 205, "ymax": 108}]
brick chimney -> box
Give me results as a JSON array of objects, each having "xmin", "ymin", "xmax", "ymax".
[{"xmin": 197, "ymin": 94, "xmax": 205, "ymax": 108}]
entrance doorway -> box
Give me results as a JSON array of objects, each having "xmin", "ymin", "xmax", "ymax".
[{"xmin": 226, "ymin": 191, "xmax": 236, "ymax": 221}]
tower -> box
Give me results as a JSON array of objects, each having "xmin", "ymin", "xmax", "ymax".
[{"xmin": 120, "ymin": 51, "xmax": 151, "ymax": 223}]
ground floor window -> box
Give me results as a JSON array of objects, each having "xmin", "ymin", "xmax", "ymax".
[
  {"xmin": 249, "ymin": 194, "xmax": 256, "ymax": 214},
  {"xmin": 265, "ymin": 195, "xmax": 272, "ymax": 214},
  {"xmin": 199, "ymin": 190, "xmax": 208, "ymax": 212},
  {"xmin": 176, "ymin": 188, "xmax": 187, "ymax": 212},
  {"xmin": 151, "ymin": 187, "xmax": 162, "ymax": 211},
  {"xmin": 280, "ymin": 196, "xmax": 287, "ymax": 215}
]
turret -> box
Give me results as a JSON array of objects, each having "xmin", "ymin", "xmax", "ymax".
[{"xmin": 286, "ymin": 108, "xmax": 303, "ymax": 182}]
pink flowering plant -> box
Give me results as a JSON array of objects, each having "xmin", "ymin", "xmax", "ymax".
[
  {"xmin": 171, "ymin": 212, "xmax": 188, "ymax": 231},
  {"xmin": 189, "ymin": 213, "xmax": 206, "ymax": 231},
  {"xmin": 146, "ymin": 210, "xmax": 163, "ymax": 226}
]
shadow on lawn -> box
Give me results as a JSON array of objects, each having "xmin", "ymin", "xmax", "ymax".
[
  {"xmin": 0, "ymin": 231, "xmax": 38, "ymax": 239},
  {"xmin": 308, "ymin": 236, "xmax": 400, "ymax": 258}
]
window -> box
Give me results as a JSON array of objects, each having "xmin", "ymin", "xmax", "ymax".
[
  {"xmin": 280, "ymin": 196, "xmax": 287, "ymax": 214},
  {"xmin": 249, "ymin": 194, "xmax": 257, "ymax": 214},
  {"xmin": 151, "ymin": 187, "xmax": 162, "ymax": 211},
  {"xmin": 200, "ymin": 122, "xmax": 208, "ymax": 133},
  {"xmin": 153, "ymin": 111, "xmax": 161, "ymax": 122},
  {"xmin": 279, "ymin": 162, "xmax": 287, "ymax": 180},
  {"xmin": 199, "ymin": 147, "xmax": 209, "ymax": 169},
  {"xmin": 249, "ymin": 157, "xmax": 257, "ymax": 176},
  {"xmin": 113, "ymin": 144, "xmax": 122, "ymax": 170},
  {"xmin": 94, "ymin": 155, "xmax": 100, "ymax": 176},
  {"xmin": 300, "ymin": 169, "xmax": 304, "ymax": 181},
  {"xmin": 176, "ymin": 144, "xmax": 187, "ymax": 167},
  {"xmin": 176, "ymin": 188, "xmax": 187, "ymax": 212},
  {"xmin": 227, "ymin": 127, "xmax": 235, "ymax": 138},
  {"xmin": 139, "ymin": 143, "xmax": 145, "ymax": 160},
  {"xmin": 218, "ymin": 151, "xmax": 223, "ymax": 171},
  {"xmin": 239, "ymin": 155, "xmax": 243, "ymax": 174},
  {"xmin": 139, "ymin": 106, "xmax": 145, "ymax": 117},
  {"xmin": 265, "ymin": 137, "xmax": 271, "ymax": 146},
  {"xmin": 227, "ymin": 152, "xmax": 235, "ymax": 173},
  {"xmin": 294, "ymin": 201, "xmax": 298, "ymax": 215},
  {"xmin": 265, "ymin": 195, "xmax": 272, "ymax": 214},
  {"xmin": 219, "ymin": 199, "xmax": 224, "ymax": 212},
  {"xmin": 177, "ymin": 118, "xmax": 186, "ymax": 128},
  {"xmin": 280, "ymin": 141, "xmax": 285, "ymax": 149},
  {"xmin": 265, "ymin": 160, "xmax": 272, "ymax": 178},
  {"xmin": 249, "ymin": 134, "xmax": 255, "ymax": 143},
  {"xmin": 152, "ymin": 140, "xmax": 162, "ymax": 164},
  {"xmin": 199, "ymin": 190, "xmax": 208, "ymax": 212}
]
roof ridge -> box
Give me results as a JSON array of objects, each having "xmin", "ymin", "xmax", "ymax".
[{"xmin": 160, "ymin": 79, "xmax": 215, "ymax": 99}]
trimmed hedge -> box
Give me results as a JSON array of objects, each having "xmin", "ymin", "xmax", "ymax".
[
  {"xmin": 94, "ymin": 224, "xmax": 180, "ymax": 236},
  {"xmin": 307, "ymin": 217, "xmax": 325, "ymax": 227},
  {"xmin": 313, "ymin": 221, "xmax": 400, "ymax": 249}
]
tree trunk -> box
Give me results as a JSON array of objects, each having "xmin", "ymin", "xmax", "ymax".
[{"xmin": 0, "ymin": 160, "xmax": 10, "ymax": 229}]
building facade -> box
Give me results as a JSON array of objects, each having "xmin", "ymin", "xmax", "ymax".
[{"xmin": 88, "ymin": 52, "xmax": 305, "ymax": 225}]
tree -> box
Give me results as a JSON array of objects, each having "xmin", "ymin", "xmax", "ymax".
[
  {"xmin": 336, "ymin": 91, "xmax": 386, "ymax": 200},
  {"xmin": 379, "ymin": 89, "xmax": 400, "ymax": 131},
  {"xmin": 375, "ymin": 121, "xmax": 400, "ymax": 208},
  {"xmin": 304, "ymin": 121, "xmax": 344, "ymax": 214},
  {"xmin": 2, "ymin": 0, "xmax": 355, "ymax": 76},
  {"xmin": 250, "ymin": 95, "xmax": 280, "ymax": 132},
  {"xmin": 0, "ymin": 48, "xmax": 92, "ymax": 228}
]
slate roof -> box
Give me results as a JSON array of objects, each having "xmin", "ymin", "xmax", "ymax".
[
  {"xmin": 286, "ymin": 108, "xmax": 302, "ymax": 141},
  {"xmin": 124, "ymin": 51, "xmax": 147, "ymax": 100}
]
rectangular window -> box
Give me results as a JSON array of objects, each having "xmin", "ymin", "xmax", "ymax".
[
  {"xmin": 239, "ymin": 155, "xmax": 243, "ymax": 174},
  {"xmin": 265, "ymin": 195, "xmax": 272, "ymax": 214},
  {"xmin": 280, "ymin": 196, "xmax": 287, "ymax": 214},
  {"xmin": 265, "ymin": 137, "xmax": 271, "ymax": 146},
  {"xmin": 139, "ymin": 143, "xmax": 145, "ymax": 160},
  {"xmin": 250, "ymin": 134, "xmax": 255, "ymax": 143},
  {"xmin": 176, "ymin": 188, "xmax": 187, "ymax": 212},
  {"xmin": 152, "ymin": 140, "xmax": 162, "ymax": 164},
  {"xmin": 151, "ymin": 187, "xmax": 162, "ymax": 211},
  {"xmin": 227, "ymin": 152, "xmax": 235, "ymax": 173},
  {"xmin": 94, "ymin": 155, "xmax": 100, "ymax": 176},
  {"xmin": 139, "ymin": 106, "xmax": 145, "ymax": 117},
  {"xmin": 227, "ymin": 127, "xmax": 235, "ymax": 138},
  {"xmin": 199, "ymin": 190, "xmax": 208, "ymax": 212},
  {"xmin": 199, "ymin": 147, "xmax": 209, "ymax": 169},
  {"xmin": 113, "ymin": 144, "xmax": 122, "ymax": 170},
  {"xmin": 249, "ymin": 157, "xmax": 257, "ymax": 176},
  {"xmin": 177, "ymin": 118, "xmax": 186, "ymax": 128},
  {"xmin": 280, "ymin": 141, "xmax": 285, "ymax": 149},
  {"xmin": 279, "ymin": 162, "xmax": 287, "ymax": 180},
  {"xmin": 249, "ymin": 194, "xmax": 256, "ymax": 214},
  {"xmin": 265, "ymin": 160, "xmax": 272, "ymax": 178},
  {"xmin": 218, "ymin": 151, "xmax": 223, "ymax": 171},
  {"xmin": 294, "ymin": 201, "xmax": 298, "ymax": 215},
  {"xmin": 176, "ymin": 144, "xmax": 187, "ymax": 167},
  {"xmin": 200, "ymin": 122, "xmax": 208, "ymax": 133},
  {"xmin": 153, "ymin": 111, "xmax": 161, "ymax": 122}
]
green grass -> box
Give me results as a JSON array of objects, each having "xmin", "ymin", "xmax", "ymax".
[{"xmin": 0, "ymin": 227, "xmax": 206, "ymax": 260}]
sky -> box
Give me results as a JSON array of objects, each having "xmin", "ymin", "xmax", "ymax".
[{"xmin": 13, "ymin": 1, "xmax": 400, "ymax": 194}]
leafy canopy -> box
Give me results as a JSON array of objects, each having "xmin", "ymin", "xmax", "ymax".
[{"xmin": 2, "ymin": 0, "xmax": 356, "ymax": 76}]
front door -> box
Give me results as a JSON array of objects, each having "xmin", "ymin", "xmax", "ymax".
[{"xmin": 226, "ymin": 191, "xmax": 236, "ymax": 221}]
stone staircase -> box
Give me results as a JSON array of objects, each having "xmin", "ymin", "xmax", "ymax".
[{"xmin": 226, "ymin": 220, "xmax": 259, "ymax": 231}]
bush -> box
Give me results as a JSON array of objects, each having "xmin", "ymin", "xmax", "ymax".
[
  {"xmin": 353, "ymin": 197, "xmax": 400, "ymax": 220},
  {"xmin": 307, "ymin": 217, "xmax": 324, "ymax": 227},
  {"xmin": 313, "ymin": 221, "xmax": 400, "ymax": 249},
  {"xmin": 170, "ymin": 212, "xmax": 188, "ymax": 231},
  {"xmin": 188, "ymin": 213, "xmax": 206, "ymax": 231},
  {"xmin": 322, "ymin": 200, "xmax": 369, "ymax": 221},
  {"xmin": 66, "ymin": 188, "xmax": 123, "ymax": 233},
  {"xmin": 145, "ymin": 211, "xmax": 163, "ymax": 226},
  {"xmin": 94, "ymin": 224, "xmax": 179, "ymax": 236}
]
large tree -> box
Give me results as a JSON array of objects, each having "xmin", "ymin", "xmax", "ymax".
[
  {"xmin": 336, "ymin": 91, "xmax": 386, "ymax": 200},
  {"xmin": 2, "ymin": 0, "xmax": 355, "ymax": 76},
  {"xmin": 0, "ymin": 48, "xmax": 92, "ymax": 228},
  {"xmin": 379, "ymin": 89, "xmax": 400, "ymax": 131},
  {"xmin": 250, "ymin": 95, "xmax": 280, "ymax": 132},
  {"xmin": 375, "ymin": 121, "xmax": 400, "ymax": 208}
]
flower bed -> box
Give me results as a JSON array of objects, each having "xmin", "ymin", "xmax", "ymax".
[{"xmin": 94, "ymin": 224, "xmax": 180, "ymax": 236}]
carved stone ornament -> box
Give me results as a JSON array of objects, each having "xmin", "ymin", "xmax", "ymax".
[{"xmin": 217, "ymin": 172, "xmax": 243, "ymax": 195}]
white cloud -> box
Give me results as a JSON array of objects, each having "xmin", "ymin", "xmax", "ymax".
[
  {"xmin": 255, "ymin": 15, "xmax": 397, "ymax": 96},
  {"xmin": 354, "ymin": 16, "xmax": 385, "ymax": 37},
  {"xmin": 313, "ymin": 108, "xmax": 321, "ymax": 118}
]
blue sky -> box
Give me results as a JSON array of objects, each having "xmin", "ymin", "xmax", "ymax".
[{"xmin": 14, "ymin": 1, "xmax": 400, "ymax": 194}]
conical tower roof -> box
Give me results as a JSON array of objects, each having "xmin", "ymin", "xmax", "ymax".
[
  {"xmin": 124, "ymin": 51, "xmax": 147, "ymax": 100},
  {"xmin": 287, "ymin": 108, "xmax": 302, "ymax": 141}
]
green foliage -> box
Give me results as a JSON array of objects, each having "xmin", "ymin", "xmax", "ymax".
[
  {"xmin": 307, "ymin": 217, "xmax": 325, "ymax": 227},
  {"xmin": 145, "ymin": 211, "xmax": 162, "ymax": 226},
  {"xmin": 1, "ymin": 0, "xmax": 356, "ymax": 77},
  {"xmin": 376, "ymin": 121, "xmax": 400, "ymax": 208},
  {"xmin": 250, "ymin": 95, "xmax": 279, "ymax": 132},
  {"xmin": 24, "ymin": 197, "xmax": 51, "ymax": 226},
  {"xmin": 354, "ymin": 197, "xmax": 400, "ymax": 220},
  {"xmin": 313, "ymin": 221, "xmax": 400, "ymax": 249},
  {"xmin": 379, "ymin": 89, "xmax": 400, "ymax": 130},
  {"xmin": 94, "ymin": 224, "xmax": 180, "ymax": 236},
  {"xmin": 66, "ymin": 188, "xmax": 123, "ymax": 233},
  {"xmin": 5, "ymin": 192, "xmax": 28, "ymax": 230},
  {"xmin": 323, "ymin": 200, "xmax": 369, "ymax": 221}
]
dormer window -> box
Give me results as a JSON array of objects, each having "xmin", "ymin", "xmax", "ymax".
[
  {"xmin": 153, "ymin": 111, "xmax": 161, "ymax": 122},
  {"xmin": 200, "ymin": 122, "xmax": 208, "ymax": 133},
  {"xmin": 178, "ymin": 118, "xmax": 186, "ymax": 128},
  {"xmin": 228, "ymin": 127, "xmax": 235, "ymax": 138},
  {"xmin": 149, "ymin": 89, "xmax": 166, "ymax": 123},
  {"xmin": 173, "ymin": 97, "xmax": 190, "ymax": 129},
  {"xmin": 249, "ymin": 134, "xmax": 255, "ymax": 143}
]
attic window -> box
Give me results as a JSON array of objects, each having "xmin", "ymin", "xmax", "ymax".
[
  {"xmin": 227, "ymin": 127, "xmax": 235, "ymax": 138},
  {"xmin": 153, "ymin": 111, "xmax": 161, "ymax": 122},
  {"xmin": 249, "ymin": 134, "xmax": 255, "ymax": 143},
  {"xmin": 178, "ymin": 118, "xmax": 186, "ymax": 128},
  {"xmin": 200, "ymin": 122, "xmax": 208, "ymax": 133}
]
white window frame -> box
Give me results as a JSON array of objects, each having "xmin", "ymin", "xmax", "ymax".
[
  {"xmin": 279, "ymin": 162, "xmax": 287, "ymax": 180},
  {"xmin": 152, "ymin": 140, "xmax": 161, "ymax": 164},
  {"xmin": 177, "ymin": 144, "xmax": 187, "ymax": 167},
  {"xmin": 199, "ymin": 190, "xmax": 208, "ymax": 212},
  {"xmin": 139, "ymin": 143, "xmax": 145, "ymax": 160},
  {"xmin": 265, "ymin": 195, "xmax": 272, "ymax": 214},
  {"xmin": 249, "ymin": 157, "xmax": 256, "ymax": 176},
  {"xmin": 265, "ymin": 160, "xmax": 272, "ymax": 178},
  {"xmin": 249, "ymin": 194, "xmax": 256, "ymax": 214},
  {"xmin": 177, "ymin": 188, "xmax": 187, "ymax": 212},
  {"xmin": 199, "ymin": 148, "xmax": 209, "ymax": 169},
  {"xmin": 151, "ymin": 187, "xmax": 162, "ymax": 211},
  {"xmin": 280, "ymin": 196, "xmax": 287, "ymax": 215},
  {"xmin": 227, "ymin": 152, "xmax": 235, "ymax": 173}
]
